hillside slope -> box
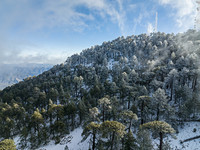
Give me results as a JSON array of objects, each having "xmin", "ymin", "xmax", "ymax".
[{"xmin": 0, "ymin": 30, "xmax": 200, "ymax": 150}]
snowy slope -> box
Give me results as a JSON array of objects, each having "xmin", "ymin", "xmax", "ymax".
[
  {"xmin": 37, "ymin": 127, "xmax": 90, "ymax": 150},
  {"xmin": 168, "ymin": 122, "xmax": 200, "ymax": 150},
  {"xmin": 14, "ymin": 122, "xmax": 200, "ymax": 150}
]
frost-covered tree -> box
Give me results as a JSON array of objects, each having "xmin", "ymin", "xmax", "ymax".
[
  {"xmin": 31, "ymin": 108, "xmax": 44, "ymax": 134},
  {"xmin": 89, "ymin": 107, "xmax": 100, "ymax": 122},
  {"xmin": 152, "ymin": 88, "xmax": 171, "ymax": 121},
  {"xmin": 138, "ymin": 96, "xmax": 151, "ymax": 124},
  {"xmin": 98, "ymin": 97, "xmax": 111, "ymax": 122},
  {"xmin": 124, "ymin": 131, "xmax": 138, "ymax": 150},
  {"xmin": 120, "ymin": 110, "xmax": 138, "ymax": 131},
  {"xmin": 165, "ymin": 69, "xmax": 178, "ymax": 102},
  {"xmin": 136, "ymin": 129, "xmax": 153, "ymax": 150},
  {"xmin": 73, "ymin": 76, "xmax": 83, "ymax": 97}
]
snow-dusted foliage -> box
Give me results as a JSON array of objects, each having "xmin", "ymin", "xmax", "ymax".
[{"xmin": 0, "ymin": 30, "xmax": 200, "ymax": 149}]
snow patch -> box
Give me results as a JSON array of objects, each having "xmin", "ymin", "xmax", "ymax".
[
  {"xmin": 168, "ymin": 122, "xmax": 200, "ymax": 150},
  {"xmin": 38, "ymin": 127, "xmax": 89, "ymax": 150}
]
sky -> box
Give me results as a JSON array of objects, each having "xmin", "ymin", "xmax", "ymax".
[{"xmin": 0, "ymin": 0, "xmax": 198, "ymax": 65}]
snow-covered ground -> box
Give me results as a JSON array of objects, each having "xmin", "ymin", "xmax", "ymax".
[
  {"xmin": 167, "ymin": 121, "xmax": 200, "ymax": 150},
  {"xmin": 14, "ymin": 122, "xmax": 200, "ymax": 150},
  {"xmin": 37, "ymin": 127, "xmax": 90, "ymax": 150},
  {"xmin": 107, "ymin": 59, "xmax": 118, "ymax": 70}
]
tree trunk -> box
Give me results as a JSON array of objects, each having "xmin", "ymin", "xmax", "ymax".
[
  {"xmin": 79, "ymin": 112, "xmax": 82, "ymax": 125},
  {"xmin": 181, "ymin": 135, "xmax": 200, "ymax": 143},
  {"xmin": 159, "ymin": 132, "xmax": 163, "ymax": 150},
  {"xmin": 170, "ymin": 79, "xmax": 173, "ymax": 102},
  {"xmin": 92, "ymin": 131, "xmax": 96, "ymax": 150},
  {"xmin": 128, "ymin": 98, "xmax": 130, "ymax": 109},
  {"xmin": 121, "ymin": 137, "xmax": 124, "ymax": 150},
  {"xmin": 156, "ymin": 104, "xmax": 160, "ymax": 121},
  {"xmin": 192, "ymin": 75, "xmax": 197, "ymax": 91},
  {"xmin": 128, "ymin": 119, "xmax": 132, "ymax": 132},
  {"xmin": 50, "ymin": 114, "xmax": 52, "ymax": 127},
  {"xmin": 103, "ymin": 105, "xmax": 105, "ymax": 122},
  {"xmin": 141, "ymin": 100, "xmax": 144, "ymax": 125},
  {"xmin": 111, "ymin": 132, "xmax": 115, "ymax": 150},
  {"xmin": 75, "ymin": 84, "xmax": 77, "ymax": 97}
]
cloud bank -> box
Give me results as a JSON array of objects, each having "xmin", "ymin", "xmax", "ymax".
[
  {"xmin": 1, "ymin": 0, "xmax": 127, "ymax": 34},
  {"xmin": 0, "ymin": 0, "xmax": 197, "ymax": 65},
  {"xmin": 0, "ymin": 0, "xmax": 131, "ymax": 65}
]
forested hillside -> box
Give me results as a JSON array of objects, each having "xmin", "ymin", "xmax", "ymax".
[{"xmin": 0, "ymin": 30, "xmax": 200, "ymax": 150}]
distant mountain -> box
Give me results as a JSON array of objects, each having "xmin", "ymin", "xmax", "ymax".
[{"xmin": 0, "ymin": 63, "xmax": 53, "ymax": 90}]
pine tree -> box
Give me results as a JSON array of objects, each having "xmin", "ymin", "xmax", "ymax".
[
  {"xmin": 31, "ymin": 108, "xmax": 44, "ymax": 135},
  {"xmin": 89, "ymin": 107, "xmax": 100, "ymax": 122},
  {"xmin": 141, "ymin": 121, "xmax": 175, "ymax": 150},
  {"xmin": 81, "ymin": 122, "xmax": 100, "ymax": 150},
  {"xmin": 138, "ymin": 96, "xmax": 151, "ymax": 124},
  {"xmin": 98, "ymin": 97, "xmax": 111, "ymax": 122},
  {"xmin": 124, "ymin": 131, "xmax": 138, "ymax": 150},
  {"xmin": 152, "ymin": 88, "xmax": 170, "ymax": 121},
  {"xmin": 165, "ymin": 69, "xmax": 178, "ymax": 102},
  {"xmin": 100, "ymin": 121, "xmax": 126, "ymax": 150},
  {"xmin": 77, "ymin": 100, "xmax": 87, "ymax": 124},
  {"xmin": 136, "ymin": 128, "xmax": 153, "ymax": 150},
  {"xmin": 120, "ymin": 110, "xmax": 138, "ymax": 132}
]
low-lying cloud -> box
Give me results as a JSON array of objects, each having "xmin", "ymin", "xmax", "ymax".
[{"xmin": 0, "ymin": 35, "xmax": 71, "ymax": 65}]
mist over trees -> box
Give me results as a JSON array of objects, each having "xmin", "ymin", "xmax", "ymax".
[
  {"xmin": 0, "ymin": 64, "xmax": 52, "ymax": 90},
  {"xmin": 0, "ymin": 30, "xmax": 200, "ymax": 149}
]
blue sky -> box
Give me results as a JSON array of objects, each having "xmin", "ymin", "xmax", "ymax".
[{"xmin": 0, "ymin": 0, "xmax": 197, "ymax": 64}]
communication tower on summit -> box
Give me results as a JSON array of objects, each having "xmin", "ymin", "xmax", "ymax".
[{"xmin": 195, "ymin": 0, "xmax": 200, "ymax": 30}]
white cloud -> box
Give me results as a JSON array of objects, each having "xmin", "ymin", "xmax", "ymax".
[
  {"xmin": 0, "ymin": 40, "xmax": 69, "ymax": 65},
  {"xmin": 0, "ymin": 0, "xmax": 129, "ymax": 65},
  {"xmin": 158, "ymin": 0, "xmax": 196, "ymax": 31},
  {"xmin": 132, "ymin": 6, "xmax": 152, "ymax": 34},
  {"xmin": 0, "ymin": 0, "xmax": 126, "ymax": 33}
]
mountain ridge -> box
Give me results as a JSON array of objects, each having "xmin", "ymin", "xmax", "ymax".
[{"xmin": 0, "ymin": 30, "xmax": 200, "ymax": 150}]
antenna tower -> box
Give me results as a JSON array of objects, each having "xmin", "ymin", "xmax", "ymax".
[{"xmin": 154, "ymin": 12, "xmax": 158, "ymax": 32}]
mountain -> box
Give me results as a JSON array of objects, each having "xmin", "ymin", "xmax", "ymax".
[
  {"xmin": 0, "ymin": 64, "xmax": 53, "ymax": 90},
  {"xmin": 0, "ymin": 30, "xmax": 200, "ymax": 150}
]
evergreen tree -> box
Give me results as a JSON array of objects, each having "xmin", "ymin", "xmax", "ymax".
[
  {"xmin": 98, "ymin": 97, "xmax": 111, "ymax": 122},
  {"xmin": 136, "ymin": 129, "xmax": 153, "ymax": 150},
  {"xmin": 100, "ymin": 121, "xmax": 126, "ymax": 150},
  {"xmin": 120, "ymin": 110, "xmax": 138, "ymax": 132},
  {"xmin": 124, "ymin": 131, "xmax": 138, "ymax": 150},
  {"xmin": 89, "ymin": 107, "xmax": 100, "ymax": 122},
  {"xmin": 31, "ymin": 108, "xmax": 44, "ymax": 136},
  {"xmin": 141, "ymin": 121, "xmax": 175, "ymax": 150},
  {"xmin": 138, "ymin": 96, "xmax": 151, "ymax": 124},
  {"xmin": 152, "ymin": 88, "xmax": 170, "ymax": 121},
  {"xmin": 77, "ymin": 100, "xmax": 87, "ymax": 124},
  {"xmin": 81, "ymin": 122, "xmax": 100, "ymax": 150}
]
